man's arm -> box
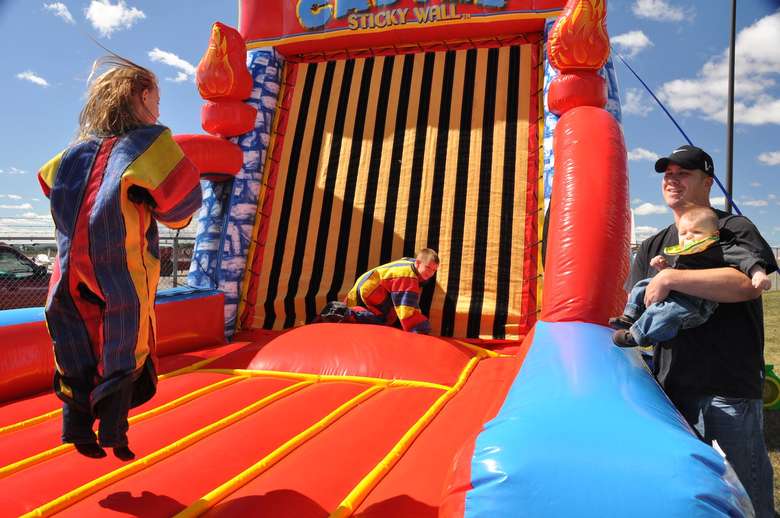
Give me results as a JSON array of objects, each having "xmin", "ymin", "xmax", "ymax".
[
  {"xmin": 644, "ymin": 215, "xmax": 778, "ymax": 306},
  {"xmin": 643, "ymin": 266, "xmax": 761, "ymax": 306}
]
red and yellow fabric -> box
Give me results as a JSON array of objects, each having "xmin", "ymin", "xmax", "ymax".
[
  {"xmin": 38, "ymin": 125, "xmax": 201, "ymax": 413},
  {"xmin": 345, "ymin": 258, "xmax": 431, "ymax": 334}
]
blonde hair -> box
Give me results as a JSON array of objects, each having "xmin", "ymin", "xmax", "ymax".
[
  {"xmin": 680, "ymin": 205, "xmax": 719, "ymax": 234},
  {"xmin": 416, "ymin": 248, "xmax": 440, "ymax": 265},
  {"xmin": 77, "ymin": 56, "xmax": 157, "ymax": 141}
]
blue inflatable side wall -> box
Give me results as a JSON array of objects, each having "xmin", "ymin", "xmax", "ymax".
[{"xmin": 464, "ymin": 321, "xmax": 752, "ymax": 517}]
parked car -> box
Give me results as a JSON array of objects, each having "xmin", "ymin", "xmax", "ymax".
[
  {"xmin": 159, "ymin": 245, "xmax": 193, "ymax": 277},
  {"xmin": 0, "ymin": 244, "xmax": 51, "ymax": 310}
]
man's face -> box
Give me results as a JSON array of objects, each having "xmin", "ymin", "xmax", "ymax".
[
  {"xmin": 661, "ymin": 163, "xmax": 713, "ymax": 209},
  {"xmin": 415, "ymin": 259, "xmax": 438, "ymax": 282}
]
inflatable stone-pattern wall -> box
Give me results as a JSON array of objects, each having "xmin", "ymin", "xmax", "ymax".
[
  {"xmin": 542, "ymin": 18, "xmax": 622, "ymax": 203},
  {"xmin": 185, "ymin": 22, "xmax": 282, "ymax": 337},
  {"xmin": 189, "ymin": 181, "xmax": 232, "ymax": 290},
  {"xmin": 540, "ymin": 0, "xmax": 630, "ymax": 324},
  {"xmin": 219, "ymin": 48, "xmax": 283, "ymax": 335}
]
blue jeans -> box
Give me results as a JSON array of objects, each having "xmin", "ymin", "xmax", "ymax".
[
  {"xmin": 624, "ymin": 278, "xmax": 718, "ymax": 346},
  {"xmin": 673, "ymin": 395, "xmax": 775, "ymax": 518}
]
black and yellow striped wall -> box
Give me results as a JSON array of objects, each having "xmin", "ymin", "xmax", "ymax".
[{"xmin": 242, "ymin": 43, "xmax": 542, "ymax": 340}]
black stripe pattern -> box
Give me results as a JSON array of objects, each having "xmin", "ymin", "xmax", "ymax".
[{"xmin": 255, "ymin": 46, "xmax": 537, "ymax": 339}]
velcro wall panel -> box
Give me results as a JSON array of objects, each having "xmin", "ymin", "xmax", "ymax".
[{"xmin": 243, "ymin": 44, "xmax": 540, "ymax": 339}]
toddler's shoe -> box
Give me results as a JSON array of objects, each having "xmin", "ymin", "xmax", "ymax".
[
  {"xmin": 612, "ymin": 329, "xmax": 639, "ymax": 348},
  {"xmin": 608, "ymin": 315, "xmax": 636, "ymax": 330}
]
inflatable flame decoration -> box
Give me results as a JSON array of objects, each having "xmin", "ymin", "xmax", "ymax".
[
  {"xmin": 547, "ymin": 0, "xmax": 609, "ymax": 71},
  {"xmin": 198, "ymin": 24, "xmax": 233, "ymax": 98},
  {"xmin": 196, "ymin": 22, "xmax": 253, "ymax": 101}
]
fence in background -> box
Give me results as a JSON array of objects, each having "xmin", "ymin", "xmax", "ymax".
[
  {"xmin": 0, "ymin": 235, "xmax": 195, "ymax": 311},
  {"xmin": 2, "ymin": 237, "xmax": 778, "ymax": 311},
  {"xmin": 630, "ymin": 244, "xmax": 780, "ymax": 291}
]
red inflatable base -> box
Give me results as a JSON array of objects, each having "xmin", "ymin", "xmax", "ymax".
[{"xmin": 0, "ymin": 324, "xmax": 527, "ymax": 516}]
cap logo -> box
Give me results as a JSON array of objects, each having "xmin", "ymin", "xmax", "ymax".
[
  {"xmin": 673, "ymin": 147, "xmax": 687, "ymax": 153},
  {"xmin": 704, "ymin": 161, "xmax": 711, "ymax": 171}
]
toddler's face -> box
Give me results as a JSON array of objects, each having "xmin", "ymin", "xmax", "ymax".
[{"xmin": 677, "ymin": 219, "xmax": 716, "ymax": 247}]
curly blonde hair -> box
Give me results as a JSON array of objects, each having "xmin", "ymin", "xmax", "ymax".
[{"xmin": 77, "ymin": 56, "xmax": 157, "ymax": 141}]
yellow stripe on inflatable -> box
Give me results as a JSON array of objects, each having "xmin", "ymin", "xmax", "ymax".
[
  {"xmin": 0, "ymin": 375, "xmax": 246, "ymax": 479},
  {"xmin": 157, "ymin": 355, "xmax": 226, "ymax": 380},
  {"xmin": 536, "ymin": 43, "xmax": 546, "ymax": 316},
  {"xmin": 174, "ymin": 384, "xmax": 385, "ymax": 518},
  {"xmin": 330, "ymin": 355, "xmax": 482, "ymax": 517},
  {"xmin": 198, "ymin": 368, "xmax": 452, "ymax": 392},
  {"xmin": 451, "ymin": 339, "xmax": 513, "ymax": 359},
  {"xmin": 20, "ymin": 380, "xmax": 313, "ymax": 517},
  {"xmin": 0, "ymin": 355, "xmax": 221, "ymax": 437},
  {"xmin": 0, "ymin": 409, "xmax": 62, "ymax": 437}
]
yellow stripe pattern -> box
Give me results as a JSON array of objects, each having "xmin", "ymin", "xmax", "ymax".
[{"xmin": 13, "ymin": 337, "xmax": 502, "ymax": 516}]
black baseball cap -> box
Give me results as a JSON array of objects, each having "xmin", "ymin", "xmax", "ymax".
[{"xmin": 654, "ymin": 145, "xmax": 714, "ymax": 176}]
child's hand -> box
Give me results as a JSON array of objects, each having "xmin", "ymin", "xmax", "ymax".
[
  {"xmin": 650, "ymin": 255, "xmax": 669, "ymax": 271},
  {"xmin": 752, "ymin": 270, "xmax": 772, "ymax": 291}
]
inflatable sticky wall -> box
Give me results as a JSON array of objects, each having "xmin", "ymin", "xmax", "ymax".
[{"xmin": 0, "ymin": 0, "xmax": 754, "ymax": 516}]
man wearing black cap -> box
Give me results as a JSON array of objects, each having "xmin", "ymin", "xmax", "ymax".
[{"xmin": 626, "ymin": 145, "xmax": 777, "ymax": 517}]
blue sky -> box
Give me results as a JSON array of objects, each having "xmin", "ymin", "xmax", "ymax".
[{"xmin": 0, "ymin": 0, "xmax": 778, "ymax": 246}]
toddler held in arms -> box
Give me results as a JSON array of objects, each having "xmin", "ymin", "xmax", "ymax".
[{"xmin": 611, "ymin": 205, "xmax": 770, "ymax": 347}]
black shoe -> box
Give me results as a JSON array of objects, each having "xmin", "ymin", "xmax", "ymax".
[
  {"xmin": 608, "ymin": 315, "xmax": 636, "ymax": 330},
  {"xmin": 75, "ymin": 442, "xmax": 107, "ymax": 459},
  {"xmin": 612, "ymin": 329, "xmax": 639, "ymax": 348},
  {"xmin": 112, "ymin": 446, "xmax": 135, "ymax": 461}
]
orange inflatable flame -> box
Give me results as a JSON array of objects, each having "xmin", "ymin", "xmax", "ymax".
[
  {"xmin": 196, "ymin": 22, "xmax": 253, "ymax": 101},
  {"xmin": 198, "ymin": 24, "xmax": 234, "ymax": 98},
  {"xmin": 547, "ymin": 0, "xmax": 610, "ymax": 71}
]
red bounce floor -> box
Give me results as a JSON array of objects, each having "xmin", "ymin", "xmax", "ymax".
[{"xmin": 0, "ymin": 324, "xmax": 526, "ymax": 517}]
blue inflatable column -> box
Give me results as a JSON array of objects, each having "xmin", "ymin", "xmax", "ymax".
[{"xmin": 187, "ymin": 48, "xmax": 284, "ymax": 337}]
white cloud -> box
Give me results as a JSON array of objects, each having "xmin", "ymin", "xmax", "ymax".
[
  {"xmin": 44, "ymin": 2, "xmax": 75, "ymax": 24},
  {"xmin": 0, "ymin": 194, "xmax": 23, "ymax": 200},
  {"xmin": 635, "ymin": 225, "xmax": 660, "ymax": 241},
  {"xmin": 769, "ymin": 194, "xmax": 777, "ymax": 200},
  {"xmin": 611, "ymin": 30, "xmax": 653, "ymax": 58},
  {"xmin": 21, "ymin": 212, "xmax": 52, "ymax": 220},
  {"xmin": 148, "ymin": 48, "xmax": 196, "ymax": 83},
  {"xmin": 0, "ymin": 214, "xmax": 54, "ymax": 236},
  {"xmin": 0, "ymin": 167, "xmax": 28, "ymax": 175},
  {"xmin": 744, "ymin": 199, "xmax": 769, "ymax": 207},
  {"xmin": 0, "ymin": 203, "xmax": 33, "ymax": 210},
  {"xmin": 632, "ymin": 0, "xmax": 686, "ymax": 22},
  {"xmin": 750, "ymin": 182, "xmax": 761, "ymax": 187},
  {"xmin": 622, "ymin": 88, "xmax": 653, "ymax": 117},
  {"xmin": 85, "ymin": 0, "xmax": 145, "ymax": 37},
  {"xmin": 710, "ymin": 196, "xmax": 726, "ymax": 207},
  {"xmin": 16, "ymin": 71, "xmax": 49, "ymax": 87},
  {"xmin": 658, "ymin": 12, "xmax": 780, "ymax": 126},
  {"xmin": 633, "ymin": 202, "xmax": 668, "ymax": 216},
  {"xmin": 627, "ymin": 147, "xmax": 659, "ymax": 161},
  {"xmin": 758, "ymin": 151, "xmax": 780, "ymax": 166}
]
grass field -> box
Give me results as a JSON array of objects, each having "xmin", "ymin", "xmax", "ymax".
[{"xmin": 763, "ymin": 290, "xmax": 779, "ymax": 515}]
